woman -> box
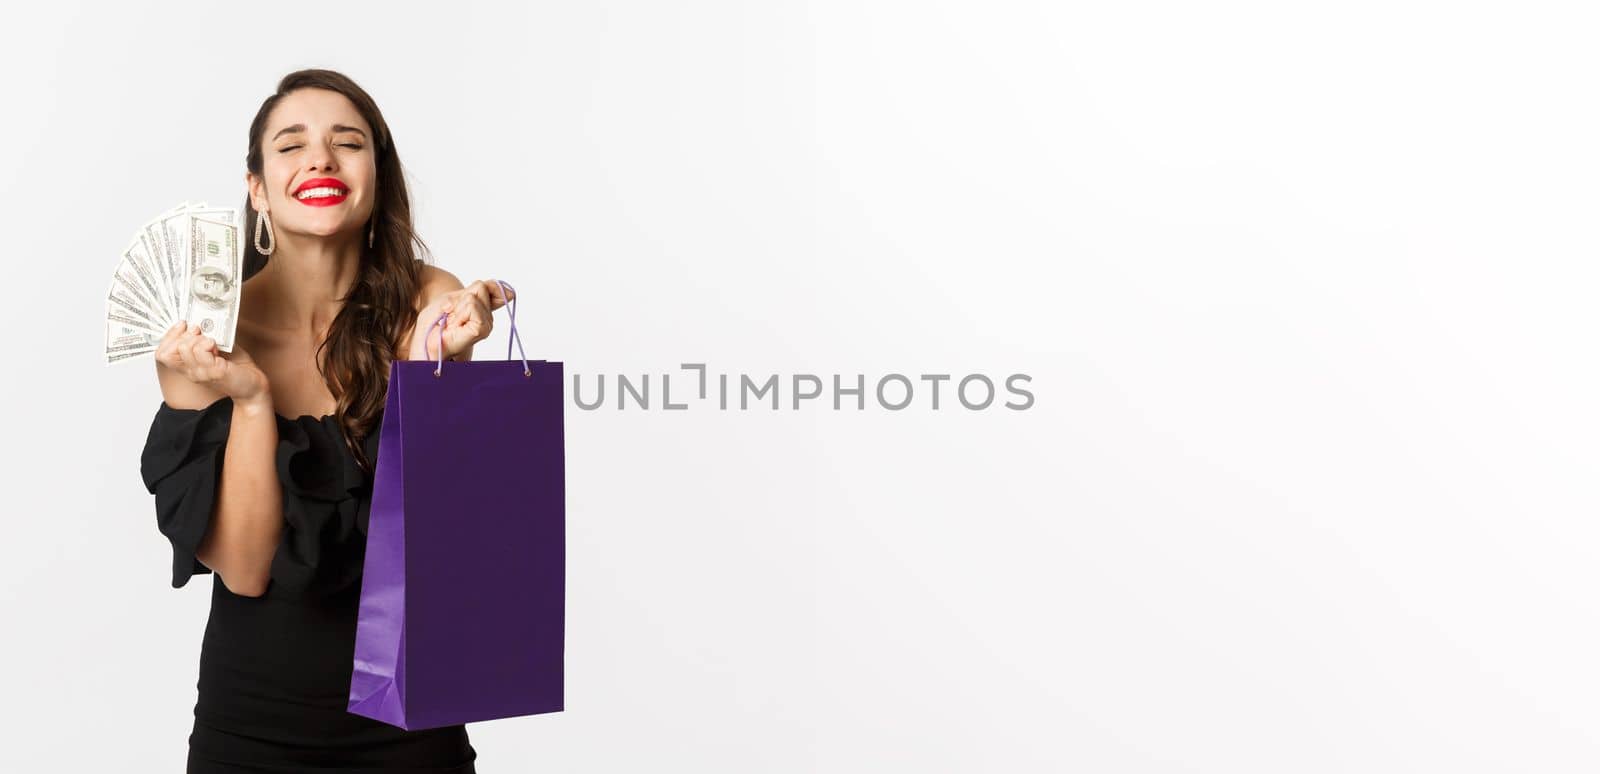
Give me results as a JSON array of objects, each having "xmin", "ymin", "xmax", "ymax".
[{"xmin": 140, "ymin": 69, "xmax": 510, "ymax": 773}]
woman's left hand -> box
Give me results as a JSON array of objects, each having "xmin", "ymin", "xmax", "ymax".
[{"xmin": 409, "ymin": 279, "xmax": 515, "ymax": 362}]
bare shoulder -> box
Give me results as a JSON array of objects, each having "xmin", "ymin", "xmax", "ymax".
[{"xmin": 417, "ymin": 263, "xmax": 465, "ymax": 304}]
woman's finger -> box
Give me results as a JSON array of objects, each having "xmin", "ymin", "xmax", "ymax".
[
  {"xmin": 184, "ymin": 331, "xmax": 210, "ymax": 368},
  {"xmin": 487, "ymin": 281, "xmax": 511, "ymax": 310},
  {"xmin": 191, "ymin": 336, "xmax": 217, "ymax": 369},
  {"xmin": 155, "ymin": 322, "xmax": 182, "ymax": 365},
  {"xmin": 450, "ymin": 294, "xmax": 481, "ymax": 319},
  {"xmin": 159, "ymin": 320, "xmax": 185, "ymax": 348},
  {"xmin": 159, "ymin": 324, "xmax": 187, "ymax": 368},
  {"xmin": 180, "ymin": 328, "xmax": 210, "ymax": 371},
  {"xmin": 484, "ymin": 283, "xmax": 511, "ymax": 310},
  {"xmin": 465, "ymin": 280, "xmax": 496, "ymax": 310},
  {"xmin": 459, "ymin": 297, "xmax": 492, "ymax": 336},
  {"xmin": 173, "ymin": 333, "xmax": 196, "ymax": 372}
]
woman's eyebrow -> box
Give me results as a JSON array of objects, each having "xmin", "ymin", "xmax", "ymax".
[{"xmin": 271, "ymin": 123, "xmax": 368, "ymax": 141}]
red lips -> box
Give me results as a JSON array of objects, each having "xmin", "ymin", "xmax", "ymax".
[
  {"xmin": 293, "ymin": 177, "xmax": 349, "ymax": 207},
  {"xmin": 294, "ymin": 177, "xmax": 348, "ymax": 194}
]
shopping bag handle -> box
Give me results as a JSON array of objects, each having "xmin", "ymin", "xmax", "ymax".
[{"xmin": 427, "ymin": 279, "xmax": 531, "ymax": 378}]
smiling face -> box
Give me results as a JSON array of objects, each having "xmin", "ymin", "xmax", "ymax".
[{"xmin": 247, "ymin": 87, "xmax": 377, "ymax": 244}]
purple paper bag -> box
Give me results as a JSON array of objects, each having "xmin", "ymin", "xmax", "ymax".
[{"xmin": 348, "ymin": 283, "xmax": 565, "ymax": 730}]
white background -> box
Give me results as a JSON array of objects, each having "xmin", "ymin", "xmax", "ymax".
[{"xmin": 3, "ymin": 1, "xmax": 1598, "ymax": 771}]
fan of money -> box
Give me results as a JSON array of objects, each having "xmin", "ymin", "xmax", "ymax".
[{"xmin": 104, "ymin": 201, "xmax": 243, "ymax": 365}]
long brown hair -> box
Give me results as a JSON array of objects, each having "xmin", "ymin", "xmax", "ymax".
[{"xmin": 242, "ymin": 69, "xmax": 429, "ymax": 473}]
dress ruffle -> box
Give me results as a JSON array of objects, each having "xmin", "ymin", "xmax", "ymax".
[
  {"xmin": 139, "ymin": 396, "xmax": 379, "ymax": 596},
  {"xmin": 270, "ymin": 411, "xmax": 372, "ymax": 595}
]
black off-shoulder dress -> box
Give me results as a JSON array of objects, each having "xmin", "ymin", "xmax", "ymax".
[{"xmin": 140, "ymin": 396, "xmax": 478, "ymax": 773}]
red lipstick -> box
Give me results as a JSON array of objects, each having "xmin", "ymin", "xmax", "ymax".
[{"xmin": 292, "ymin": 177, "xmax": 349, "ymax": 207}]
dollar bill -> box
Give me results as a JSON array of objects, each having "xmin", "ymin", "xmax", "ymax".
[
  {"xmin": 117, "ymin": 236, "xmax": 168, "ymax": 326},
  {"xmin": 106, "ymin": 304, "xmax": 167, "ymax": 335},
  {"xmin": 106, "ymin": 346, "xmax": 161, "ymax": 364},
  {"xmin": 107, "ymin": 254, "xmax": 169, "ymax": 334},
  {"xmin": 105, "ymin": 317, "xmax": 163, "ymax": 359},
  {"xmin": 142, "ymin": 201, "xmax": 192, "ymax": 319},
  {"xmin": 178, "ymin": 207, "xmax": 238, "ymax": 320},
  {"xmin": 105, "ymin": 201, "xmax": 240, "ymax": 365},
  {"xmin": 184, "ymin": 216, "xmax": 242, "ymax": 352}
]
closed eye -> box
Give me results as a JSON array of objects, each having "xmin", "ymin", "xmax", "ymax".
[{"xmin": 277, "ymin": 143, "xmax": 363, "ymax": 153}]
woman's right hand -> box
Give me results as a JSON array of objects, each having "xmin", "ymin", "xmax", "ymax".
[{"xmin": 154, "ymin": 321, "xmax": 270, "ymax": 404}]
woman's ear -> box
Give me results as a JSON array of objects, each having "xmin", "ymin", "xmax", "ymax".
[{"xmin": 244, "ymin": 171, "xmax": 265, "ymax": 212}]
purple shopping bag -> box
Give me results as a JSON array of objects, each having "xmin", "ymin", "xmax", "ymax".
[{"xmin": 348, "ymin": 281, "xmax": 565, "ymax": 730}]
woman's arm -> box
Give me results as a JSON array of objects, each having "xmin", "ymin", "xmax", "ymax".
[
  {"xmin": 199, "ymin": 394, "xmax": 281, "ymax": 597},
  {"xmin": 402, "ymin": 266, "xmax": 514, "ymax": 362},
  {"xmin": 154, "ymin": 323, "xmax": 280, "ymax": 597}
]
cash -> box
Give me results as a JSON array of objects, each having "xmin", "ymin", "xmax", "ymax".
[{"xmin": 103, "ymin": 201, "xmax": 243, "ymax": 364}]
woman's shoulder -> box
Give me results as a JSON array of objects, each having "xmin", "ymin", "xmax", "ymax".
[{"xmin": 415, "ymin": 262, "xmax": 464, "ymax": 302}]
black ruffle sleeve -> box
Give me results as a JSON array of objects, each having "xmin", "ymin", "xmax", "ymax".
[
  {"xmin": 140, "ymin": 396, "xmax": 234, "ymax": 588},
  {"xmin": 139, "ymin": 397, "xmax": 375, "ymax": 595}
]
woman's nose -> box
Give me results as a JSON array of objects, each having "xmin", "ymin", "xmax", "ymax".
[{"xmin": 306, "ymin": 147, "xmax": 336, "ymax": 172}]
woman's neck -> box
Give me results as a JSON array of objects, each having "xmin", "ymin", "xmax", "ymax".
[{"xmin": 251, "ymin": 229, "xmax": 362, "ymax": 337}]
